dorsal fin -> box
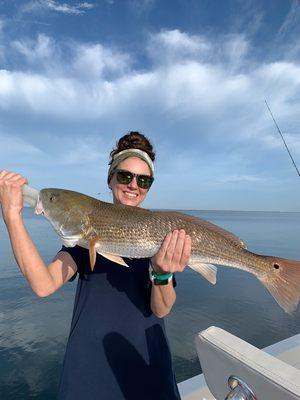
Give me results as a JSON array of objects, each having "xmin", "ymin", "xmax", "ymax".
[{"xmin": 163, "ymin": 211, "xmax": 247, "ymax": 249}]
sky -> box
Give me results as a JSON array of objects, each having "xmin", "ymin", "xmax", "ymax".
[{"xmin": 0, "ymin": 0, "xmax": 300, "ymax": 211}]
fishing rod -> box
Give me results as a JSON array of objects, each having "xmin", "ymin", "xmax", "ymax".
[{"xmin": 265, "ymin": 100, "xmax": 300, "ymax": 177}]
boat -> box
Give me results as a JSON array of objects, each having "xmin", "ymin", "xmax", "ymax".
[{"xmin": 178, "ymin": 326, "xmax": 300, "ymax": 400}]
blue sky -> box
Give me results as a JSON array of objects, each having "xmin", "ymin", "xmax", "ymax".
[{"xmin": 1, "ymin": 0, "xmax": 300, "ymax": 211}]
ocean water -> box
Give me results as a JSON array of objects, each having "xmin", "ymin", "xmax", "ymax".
[{"xmin": 1, "ymin": 208, "xmax": 300, "ymax": 399}]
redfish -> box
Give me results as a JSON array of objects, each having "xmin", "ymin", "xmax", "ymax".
[{"xmin": 22, "ymin": 185, "xmax": 300, "ymax": 314}]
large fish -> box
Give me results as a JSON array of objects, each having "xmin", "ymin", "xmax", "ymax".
[{"xmin": 22, "ymin": 185, "xmax": 300, "ymax": 314}]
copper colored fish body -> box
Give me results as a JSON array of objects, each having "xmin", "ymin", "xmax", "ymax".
[{"xmin": 36, "ymin": 188, "xmax": 300, "ymax": 314}]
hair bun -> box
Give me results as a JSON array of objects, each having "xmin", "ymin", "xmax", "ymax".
[{"xmin": 110, "ymin": 131, "xmax": 155, "ymax": 162}]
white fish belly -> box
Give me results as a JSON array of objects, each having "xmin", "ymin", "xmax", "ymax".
[{"xmin": 73, "ymin": 239, "xmax": 158, "ymax": 259}]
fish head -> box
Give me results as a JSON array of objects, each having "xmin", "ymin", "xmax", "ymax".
[{"xmin": 36, "ymin": 188, "xmax": 89, "ymax": 238}]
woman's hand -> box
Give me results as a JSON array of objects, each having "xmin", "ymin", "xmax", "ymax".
[
  {"xmin": 0, "ymin": 170, "xmax": 28, "ymax": 222},
  {"xmin": 151, "ymin": 229, "xmax": 192, "ymax": 274}
]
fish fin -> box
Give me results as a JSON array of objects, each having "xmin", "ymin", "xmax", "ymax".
[
  {"xmin": 188, "ymin": 262, "xmax": 217, "ymax": 285},
  {"xmin": 258, "ymin": 257, "xmax": 300, "ymax": 314},
  {"xmin": 89, "ymin": 240, "xmax": 97, "ymax": 271},
  {"xmin": 98, "ymin": 252, "xmax": 129, "ymax": 267},
  {"xmin": 164, "ymin": 211, "xmax": 247, "ymax": 249}
]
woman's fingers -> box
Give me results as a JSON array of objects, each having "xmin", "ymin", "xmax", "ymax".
[
  {"xmin": 0, "ymin": 171, "xmax": 27, "ymax": 214},
  {"xmin": 0, "ymin": 171, "xmax": 27, "ymax": 185},
  {"xmin": 180, "ymin": 234, "xmax": 192, "ymax": 270},
  {"xmin": 171, "ymin": 229, "xmax": 185, "ymax": 264},
  {"xmin": 157, "ymin": 232, "xmax": 172, "ymax": 259},
  {"xmin": 165, "ymin": 230, "xmax": 179, "ymax": 264},
  {"xmin": 11, "ymin": 177, "xmax": 27, "ymax": 187},
  {"xmin": 2, "ymin": 172, "xmax": 19, "ymax": 181},
  {"xmin": 151, "ymin": 232, "xmax": 172, "ymax": 272},
  {"xmin": 152, "ymin": 229, "xmax": 192, "ymax": 273},
  {"xmin": 0, "ymin": 170, "xmax": 8, "ymax": 179},
  {"xmin": 171, "ymin": 230, "xmax": 191, "ymax": 271}
]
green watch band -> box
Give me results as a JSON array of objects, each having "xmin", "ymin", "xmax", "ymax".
[
  {"xmin": 151, "ymin": 271, "xmax": 173, "ymax": 280},
  {"xmin": 149, "ymin": 262, "xmax": 173, "ymax": 285}
]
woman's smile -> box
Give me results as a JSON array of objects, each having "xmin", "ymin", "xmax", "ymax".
[{"xmin": 123, "ymin": 191, "xmax": 138, "ymax": 198}]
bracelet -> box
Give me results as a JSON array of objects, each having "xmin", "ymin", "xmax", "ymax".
[
  {"xmin": 151, "ymin": 271, "xmax": 173, "ymax": 281},
  {"xmin": 149, "ymin": 261, "xmax": 173, "ymax": 282}
]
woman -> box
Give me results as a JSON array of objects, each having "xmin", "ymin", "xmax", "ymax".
[{"xmin": 0, "ymin": 132, "xmax": 191, "ymax": 399}]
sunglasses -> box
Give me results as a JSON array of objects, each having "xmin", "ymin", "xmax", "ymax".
[{"xmin": 114, "ymin": 169, "xmax": 154, "ymax": 189}]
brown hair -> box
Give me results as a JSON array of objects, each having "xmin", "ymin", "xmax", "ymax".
[{"xmin": 110, "ymin": 131, "xmax": 155, "ymax": 162}]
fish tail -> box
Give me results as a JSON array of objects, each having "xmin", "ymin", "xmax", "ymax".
[{"xmin": 258, "ymin": 257, "xmax": 300, "ymax": 314}]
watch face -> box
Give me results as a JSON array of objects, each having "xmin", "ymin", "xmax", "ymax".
[{"xmin": 154, "ymin": 278, "xmax": 169, "ymax": 285}]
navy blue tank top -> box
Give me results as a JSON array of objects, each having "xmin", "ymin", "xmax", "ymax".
[{"xmin": 57, "ymin": 245, "xmax": 180, "ymax": 400}]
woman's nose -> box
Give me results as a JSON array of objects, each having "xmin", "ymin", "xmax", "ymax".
[{"xmin": 128, "ymin": 176, "xmax": 138, "ymax": 189}]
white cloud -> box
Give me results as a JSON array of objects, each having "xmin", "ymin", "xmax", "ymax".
[
  {"xmin": 0, "ymin": 30, "xmax": 299, "ymax": 159},
  {"xmin": 147, "ymin": 29, "xmax": 212, "ymax": 63},
  {"xmin": 230, "ymin": 0, "xmax": 264, "ymax": 38},
  {"xmin": 45, "ymin": 1, "xmax": 94, "ymax": 15},
  {"xmin": 10, "ymin": 34, "xmax": 131, "ymax": 78},
  {"xmin": 12, "ymin": 34, "xmax": 56, "ymax": 64},
  {"xmin": 22, "ymin": 1, "xmax": 95, "ymax": 16},
  {"xmin": 147, "ymin": 29, "xmax": 251, "ymax": 72},
  {"xmin": 72, "ymin": 43, "xmax": 131, "ymax": 79}
]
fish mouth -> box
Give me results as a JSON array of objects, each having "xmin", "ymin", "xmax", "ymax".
[{"xmin": 35, "ymin": 197, "xmax": 45, "ymax": 216}]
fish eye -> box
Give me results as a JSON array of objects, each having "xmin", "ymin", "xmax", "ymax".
[
  {"xmin": 273, "ymin": 263, "xmax": 280, "ymax": 270},
  {"xmin": 49, "ymin": 195, "xmax": 56, "ymax": 202}
]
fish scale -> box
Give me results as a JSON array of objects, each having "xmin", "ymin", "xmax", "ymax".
[{"xmin": 30, "ymin": 187, "xmax": 300, "ymax": 314}]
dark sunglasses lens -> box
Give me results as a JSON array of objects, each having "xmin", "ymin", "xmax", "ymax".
[
  {"xmin": 137, "ymin": 175, "xmax": 153, "ymax": 189},
  {"xmin": 116, "ymin": 171, "xmax": 133, "ymax": 184}
]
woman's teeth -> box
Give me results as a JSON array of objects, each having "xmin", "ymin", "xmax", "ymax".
[{"xmin": 124, "ymin": 192, "xmax": 138, "ymax": 198}]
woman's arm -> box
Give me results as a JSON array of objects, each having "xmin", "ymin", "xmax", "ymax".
[
  {"xmin": 0, "ymin": 171, "xmax": 77, "ymax": 297},
  {"xmin": 150, "ymin": 229, "xmax": 191, "ymax": 318}
]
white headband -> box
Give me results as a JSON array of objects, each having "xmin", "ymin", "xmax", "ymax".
[{"xmin": 108, "ymin": 148, "xmax": 154, "ymax": 182}]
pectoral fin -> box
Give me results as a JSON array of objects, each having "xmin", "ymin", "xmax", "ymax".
[
  {"xmin": 188, "ymin": 262, "xmax": 217, "ymax": 285},
  {"xmin": 89, "ymin": 240, "xmax": 97, "ymax": 271},
  {"xmin": 98, "ymin": 252, "xmax": 129, "ymax": 267}
]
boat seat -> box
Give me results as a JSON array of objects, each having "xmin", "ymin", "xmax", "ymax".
[
  {"xmin": 264, "ymin": 333, "xmax": 300, "ymax": 370},
  {"xmin": 195, "ymin": 326, "xmax": 300, "ymax": 400}
]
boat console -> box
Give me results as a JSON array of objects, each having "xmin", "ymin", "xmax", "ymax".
[{"xmin": 179, "ymin": 326, "xmax": 300, "ymax": 400}]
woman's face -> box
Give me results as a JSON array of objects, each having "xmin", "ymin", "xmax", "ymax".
[{"xmin": 109, "ymin": 156, "xmax": 152, "ymax": 207}]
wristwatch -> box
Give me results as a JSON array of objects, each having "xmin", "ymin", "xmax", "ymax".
[{"xmin": 149, "ymin": 262, "xmax": 173, "ymax": 285}]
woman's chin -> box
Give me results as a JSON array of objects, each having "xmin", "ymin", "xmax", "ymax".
[{"xmin": 122, "ymin": 199, "xmax": 140, "ymax": 207}]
